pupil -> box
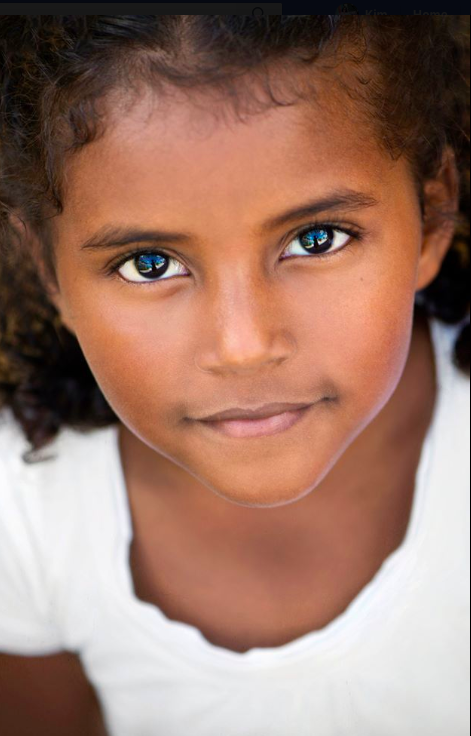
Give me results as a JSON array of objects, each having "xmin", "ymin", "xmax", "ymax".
[{"xmin": 301, "ymin": 228, "xmax": 332, "ymax": 251}]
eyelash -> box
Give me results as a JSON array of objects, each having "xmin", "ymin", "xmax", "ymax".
[{"xmin": 105, "ymin": 222, "xmax": 363, "ymax": 285}]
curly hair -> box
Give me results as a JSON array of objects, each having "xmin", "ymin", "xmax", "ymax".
[{"xmin": 0, "ymin": 15, "xmax": 469, "ymax": 462}]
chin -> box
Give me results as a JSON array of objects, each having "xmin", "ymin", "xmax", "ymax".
[{"xmin": 206, "ymin": 480, "xmax": 317, "ymax": 510}]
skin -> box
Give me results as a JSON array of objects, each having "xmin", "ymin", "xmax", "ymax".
[{"xmin": 29, "ymin": 68, "xmax": 457, "ymax": 648}]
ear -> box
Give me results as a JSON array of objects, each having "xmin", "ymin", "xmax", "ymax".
[
  {"xmin": 9, "ymin": 212, "xmax": 77, "ymax": 336},
  {"xmin": 415, "ymin": 147, "xmax": 460, "ymax": 293}
]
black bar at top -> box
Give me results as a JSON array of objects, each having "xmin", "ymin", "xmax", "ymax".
[{"xmin": 0, "ymin": 3, "xmax": 282, "ymax": 14}]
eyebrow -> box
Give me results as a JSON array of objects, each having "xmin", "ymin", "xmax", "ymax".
[{"xmin": 79, "ymin": 188, "xmax": 379, "ymax": 252}]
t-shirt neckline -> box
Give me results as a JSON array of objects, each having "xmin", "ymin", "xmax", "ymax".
[{"xmin": 107, "ymin": 316, "xmax": 451, "ymax": 668}]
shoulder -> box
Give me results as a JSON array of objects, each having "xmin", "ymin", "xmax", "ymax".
[
  {"xmin": 427, "ymin": 319, "xmax": 470, "ymax": 534},
  {"xmin": 431, "ymin": 317, "xmax": 469, "ymax": 411},
  {"xmin": 431, "ymin": 319, "xmax": 470, "ymax": 474},
  {"xmin": 0, "ymin": 407, "xmax": 43, "ymax": 543},
  {"xmin": 0, "ymin": 405, "xmax": 117, "ymax": 508},
  {"xmin": 0, "ymin": 405, "xmax": 30, "ymax": 469},
  {"xmin": 0, "ymin": 408, "xmax": 64, "ymax": 654},
  {"xmin": 0, "ymin": 408, "xmax": 117, "ymax": 655},
  {"xmin": 0, "ymin": 407, "xmax": 66, "ymax": 538},
  {"xmin": 0, "ymin": 405, "xmax": 119, "ymax": 560}
]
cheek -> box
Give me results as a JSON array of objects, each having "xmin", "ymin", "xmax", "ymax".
[
  {"xmin": 69, "ymin": 294, "xmax": 190, "ymax": 426},
  {"xmin": 317, "ymin": 265, "xmax": 416, "ymax": 426},
  {"xmin": 285, "ymin": 243, "xmax": 418, "ymax": 434}
]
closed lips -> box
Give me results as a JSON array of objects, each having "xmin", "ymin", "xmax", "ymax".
[{"xmin": 198, "ymin": 402, "xmax": 313, "ymax": 422}]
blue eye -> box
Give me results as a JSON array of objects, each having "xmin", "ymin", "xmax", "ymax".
[
  {"xmin": 282, "ymin": 226, "xmax": 351, "ymax": 259},
  {"xmin": 116, "ymin": 251, "xmax": 189, "ymax": 284}
]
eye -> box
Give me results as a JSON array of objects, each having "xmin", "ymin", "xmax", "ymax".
[
  {"xmin": 281, "ymin": 225, "xmax": 352, "ymax": 261},
  {"xmin": 114, "ymin": 252, "xmax": 189, "ymax": 284}
]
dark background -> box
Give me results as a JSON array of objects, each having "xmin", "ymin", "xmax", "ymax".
[{"xmin": 0, "ymin": 5, "xmax": 468, "ymax": 16}]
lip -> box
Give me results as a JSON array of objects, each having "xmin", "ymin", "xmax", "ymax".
[
  {"xmin": 197, "ymin": 404, "xmax": 313, "ymax": 439},
  {"xmin": 198, "ymin": 401, "xmax": 313, "ymax": 422}
]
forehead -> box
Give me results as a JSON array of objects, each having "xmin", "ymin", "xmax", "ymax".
[{"xmin": 60, "ymin": 76, "xmax": 399, "ymax": 230}]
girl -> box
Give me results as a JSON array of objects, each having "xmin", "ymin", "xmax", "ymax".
[{"xmin": 0, "ymin": 14, "xmax": 469, "ymax": 736}]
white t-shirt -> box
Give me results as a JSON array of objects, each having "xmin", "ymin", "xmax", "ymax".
[{"xmin": 0, "ymin": 316, "xmax": 469, "ymax": 736}]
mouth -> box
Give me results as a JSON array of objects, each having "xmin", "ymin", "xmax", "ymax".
[{"xmin": 196, "ymin": 404, "xmax": 315, "ymax": 439}]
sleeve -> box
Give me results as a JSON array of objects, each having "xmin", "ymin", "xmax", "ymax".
[{"xmin": 0, "ymin": 416, "xmax": 64, "ymax": 655}]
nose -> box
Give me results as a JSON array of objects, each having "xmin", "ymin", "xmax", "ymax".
[{"xmin": 194, "ymin": 275, "xmax": 297, "ymax": 375}]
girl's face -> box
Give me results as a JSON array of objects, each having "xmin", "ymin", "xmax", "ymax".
[{"xmin": 48, "ymin": 73, "xmax": 450, "ymax": 510}]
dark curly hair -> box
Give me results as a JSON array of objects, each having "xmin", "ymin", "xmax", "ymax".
[{"xmin": 0, "ymin": 15, "xmax": 469, "ymax": 463}]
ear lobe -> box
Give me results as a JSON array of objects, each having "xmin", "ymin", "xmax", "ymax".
[{"xmin": 415, "ymin": 147, "xmax": 460, "ymax": 292}]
